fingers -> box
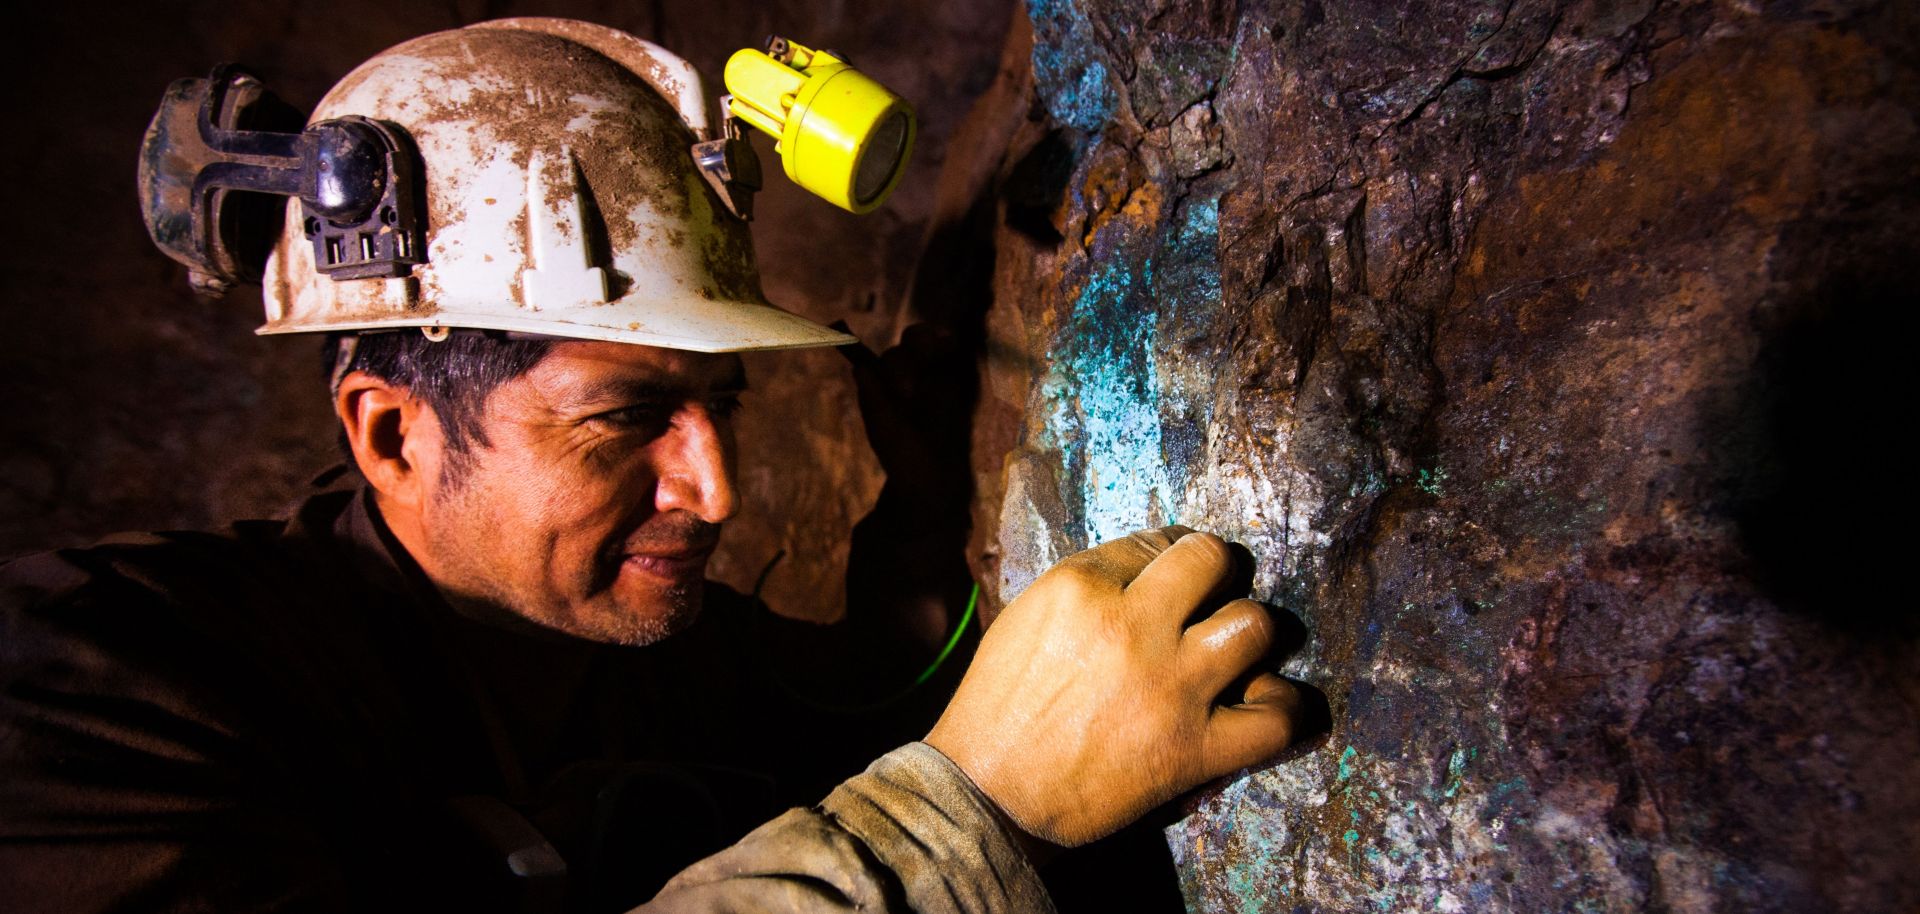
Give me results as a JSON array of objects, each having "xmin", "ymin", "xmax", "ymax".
[
  {"xmin": 1123, "ymin": 530, "xmax": 1237, "ymax": 621},
  {"xmin": 1180, "ymin": 599, "xmax": 1275, "ymax": 694},
  {"xmin": 1202, "ymin": 674, "xmax": 1303, "ymax": 774}
]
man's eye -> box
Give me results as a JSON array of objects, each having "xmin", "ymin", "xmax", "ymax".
[
  {"xmin": 593, "ymin": 405, "xmax": 672, "ymax": 431},
  {"xmin": 590, "ymin": 395, "xmax": 740, "ymax": 432}
]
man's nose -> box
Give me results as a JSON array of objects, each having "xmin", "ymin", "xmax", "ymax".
[{"xmin": 653, "ymin": 404, "xmax": 739, "ymax": 524}]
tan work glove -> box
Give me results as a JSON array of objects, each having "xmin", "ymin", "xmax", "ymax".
[{"xmin": 926, "ymin": 526, "xmax": 1304, "ymax": 849}]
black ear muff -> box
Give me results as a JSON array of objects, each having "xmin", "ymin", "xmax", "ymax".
[{"xmin": 137, "ymin": 65, "xmax": 425, "ymax": 297}]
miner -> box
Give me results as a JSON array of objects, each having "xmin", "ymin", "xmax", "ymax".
[{"xmin": 0, "ymin": 19, "xmax": 1306, "ymax": 913}]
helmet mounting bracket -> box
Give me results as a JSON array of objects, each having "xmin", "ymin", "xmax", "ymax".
[{"xmin": 693, "ymin": 98, "xmax": 763, "ymax": 221}]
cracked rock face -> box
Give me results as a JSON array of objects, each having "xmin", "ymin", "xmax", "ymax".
[{"xmin": 944, "ymin": 0, "xmax": 1920, "ymax": 910}]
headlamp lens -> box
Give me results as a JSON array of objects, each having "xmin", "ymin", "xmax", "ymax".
[{"xmin": 854, "ymin": 111, "xmax": 910, "ymax": 205}]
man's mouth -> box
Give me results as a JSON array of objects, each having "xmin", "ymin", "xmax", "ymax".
[
  {"xmin": 600, "ymin": 514, "xmax": 724, "ymax": 589},
  {"xmin": 621, "ymin": 540, "xmax": 718, "ymax": 580}
]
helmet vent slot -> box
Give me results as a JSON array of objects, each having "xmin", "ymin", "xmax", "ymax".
[{"xmin": 522, "ymin": 147, "xmax": 610, "ymax": 310}]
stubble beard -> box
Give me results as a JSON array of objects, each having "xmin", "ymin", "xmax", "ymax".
[
  {"xmin": 420, "ymin": 475, "xmax": 717, "ymax": 647},
  {"xmin": 576, "ymin": 575, "xmax": 705, "ymax": 646},
  {"xmin": 424, "ymin": 536, "xmax": 709, "ymax": 646},
  {"xmin": 581, "ymin": 511, "xmax": 722, "ymax": 646}
]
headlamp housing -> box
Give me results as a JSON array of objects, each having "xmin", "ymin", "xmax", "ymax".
[{"xmin": 722, "ymin": 38, "xmax": 917, "ymax": 215}]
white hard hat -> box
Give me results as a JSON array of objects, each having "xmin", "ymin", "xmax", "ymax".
[{"xmin": 258, "ymin": 18, "xmax": 853, "ymax": 352}]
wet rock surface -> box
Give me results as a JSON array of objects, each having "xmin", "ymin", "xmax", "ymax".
[{"xmin": 930, "ymin": 0, "xmax": 1920, "ymax": 910}]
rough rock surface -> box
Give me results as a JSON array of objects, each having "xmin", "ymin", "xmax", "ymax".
[{"xmin": 928, "ymin": 0, "xmax": 1920, "ymax": 910}]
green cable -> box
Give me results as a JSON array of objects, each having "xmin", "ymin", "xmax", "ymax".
[
  {"xmin": 913, "ymin": 581, "xmax": 980, "ymax": 687},
  {"xmin": 756, "ymin": 566, "xmax": 983, "ymax": 714}
]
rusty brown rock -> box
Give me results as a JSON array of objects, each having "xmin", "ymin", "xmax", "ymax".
[{"xmin": 922, "ymin": 0, "xmax": 1920, "ymax": 910}]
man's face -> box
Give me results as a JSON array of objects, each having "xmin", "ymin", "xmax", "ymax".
[{"xmin": 413, "ymin": 341, "xmax": 745, "ymax": 646}]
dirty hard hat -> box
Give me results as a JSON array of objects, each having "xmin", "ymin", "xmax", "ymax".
[{"xmin": 255, "ymin": 18, "xmax": 854, "ymax": 352}]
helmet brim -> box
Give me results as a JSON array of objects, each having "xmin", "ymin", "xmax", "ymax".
[{"xmin": 259, "ymin": 292, "xmax": 855, "ymax": 353}]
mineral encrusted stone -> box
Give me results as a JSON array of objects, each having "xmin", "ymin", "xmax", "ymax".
[{"xmin": 927, "ymin": 0, "xmax": 1920, "ymax": 910}]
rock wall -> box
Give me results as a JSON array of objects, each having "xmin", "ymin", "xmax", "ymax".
[
  {"xmin": 932, "ymin": 0, "xmax": 1920, "ymax": 910},
  {"xmin": 0, "ymin": 0, "xmax": 1010, "ymax": 624}
]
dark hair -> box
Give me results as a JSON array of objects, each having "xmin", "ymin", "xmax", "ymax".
[{"xmin": 323, "ymin": 330, "xmax": 556, "ymax": 480}]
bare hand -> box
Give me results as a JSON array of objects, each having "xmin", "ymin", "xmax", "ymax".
[{"xmin": 925, "ymin": 526, "xmax": 1304, "ymax": 847}]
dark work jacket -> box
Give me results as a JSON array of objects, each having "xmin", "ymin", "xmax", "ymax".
[{"xmin": 0, "ymin": 484, "xmax": 931, "ymax": 913}]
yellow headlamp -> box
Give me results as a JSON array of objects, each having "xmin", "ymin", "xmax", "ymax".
[{"xmin": 722, "ymin": 37, "xmax": 916, "ymax": 215}]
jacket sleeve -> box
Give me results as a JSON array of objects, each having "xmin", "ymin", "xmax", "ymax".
[{"xmin": 640, "ymin": 743, "xmax": 1055, "ymax": 914}]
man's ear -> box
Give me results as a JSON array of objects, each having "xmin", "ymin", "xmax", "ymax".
[{"xmin": 334, "ymin": 371, "xmax": 441, "ymax": 509}]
